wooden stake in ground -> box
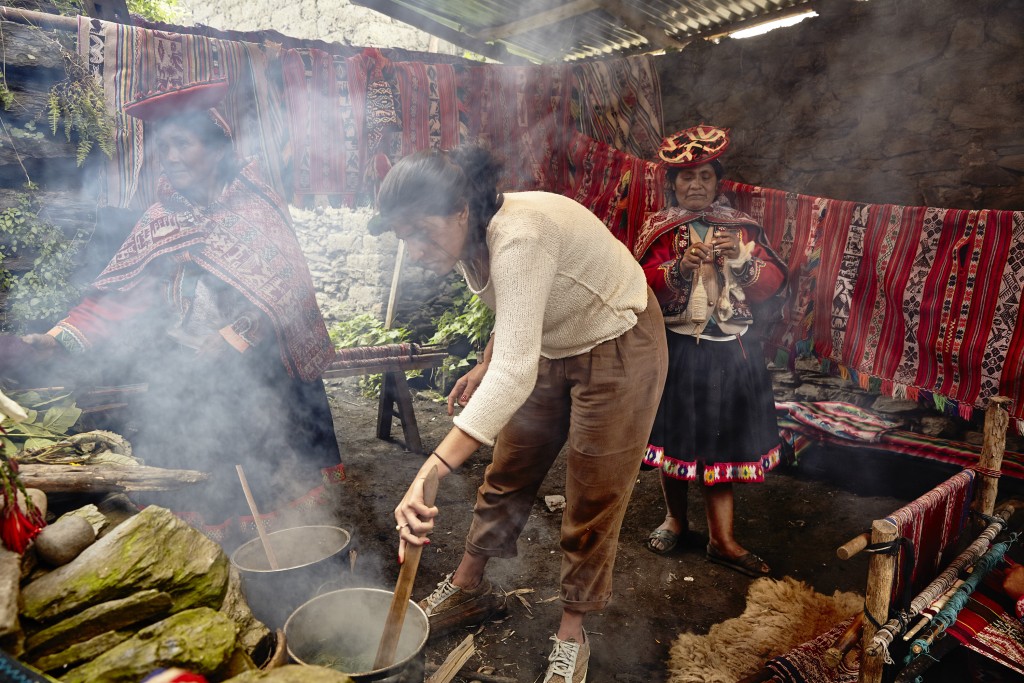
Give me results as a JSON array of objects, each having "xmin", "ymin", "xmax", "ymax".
[
  {"xmin": 860, "ymin": 518, "xmax": 898, "ymax": 683},
  {"xmin": 971, "ymin": 395, "xmax": 1010, "ymax": 522},
  {"xmin": 235, "ymin": 464, "xmax": 279, "ymax": 570},
  {"xmin": 374, "ymin": 465, "xmax": 439, "ymax": 669}
]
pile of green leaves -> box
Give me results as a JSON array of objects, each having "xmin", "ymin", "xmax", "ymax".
[
  {"xmin": 126, "ymin": 0, "xmax": 182, "ymax": 22},
  {"xmin": 0, "ymin": 390, "xmax": 81, "ymax": 456},
  {"xmin": 328, "ymin": 313, "xmax": 420, "ymax": 398},
  {"xmin": 0, "ymin": 192, "xmax": 82, "ymax": 333}
]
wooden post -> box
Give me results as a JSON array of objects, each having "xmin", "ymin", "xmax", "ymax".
[
  {"xmin": 837, "ymin": 531, "xmax": 871, "ymax": 560},
  {"xmin": 376, "ymin": 370, "xmax": 424, "ymax": 454},
  {"xmin": 971, "ymin": 395, "xmax": 1011, "ymax": 521},
  {"xmin": 384, "ymin": 240, "xmax": 405, "ymax": 330},
  {"xmin": 859, "ymin": 518, "xmax": 898, "ymax": 683}
]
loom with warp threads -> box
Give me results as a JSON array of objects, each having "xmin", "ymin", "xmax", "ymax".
[
  {"xmin": 323, "ymin": 343, "xmax": 448, "ymax": 455},
  {"xmin": 321, "ymin": 343, "xmax": 447, "ymax": 378}
]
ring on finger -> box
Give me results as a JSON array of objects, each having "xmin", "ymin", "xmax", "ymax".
[{"xmin": 396, "ymin": 522, "xmax": 408, "ymax": 531}]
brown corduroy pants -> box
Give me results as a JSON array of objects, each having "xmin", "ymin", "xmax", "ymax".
[{"xmin": 465, "ymin": 288, "xmax": 668, "ymax": 613}]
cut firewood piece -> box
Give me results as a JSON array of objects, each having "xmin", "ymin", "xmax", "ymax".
[
  {"xmin": 425, "ymin": 633, "xmax": 474, "ymax": 683},
  {"xmin": 18, "ymin": 464, "xmax": 208, "ymax": 493}
]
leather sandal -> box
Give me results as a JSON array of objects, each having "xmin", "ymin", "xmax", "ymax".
[
  {"xmin": 706, "ymin": 543, "xmax": 772, "ymax": 578},
  {"xmin": 646, "ymin": 528, "xmax": 679, "ymax": 555}
]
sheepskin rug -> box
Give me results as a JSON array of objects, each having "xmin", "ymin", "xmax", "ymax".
[{"xmin": 667, "ymin": 577, "xmax": 862, "ymax": 683}]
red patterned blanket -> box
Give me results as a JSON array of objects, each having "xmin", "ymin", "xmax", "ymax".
[
  {"xmin": 457, "ymin": 63, "xmax": 573, "ymax": 192},
  {"xmin": 725, "ymin": 181, "xmax": 1024, "ymax": 432}
]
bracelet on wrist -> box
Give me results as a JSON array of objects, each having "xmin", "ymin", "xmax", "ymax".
[{"xmin": 430, "ymin": 451, "xmax": 455, "ymax": 473}]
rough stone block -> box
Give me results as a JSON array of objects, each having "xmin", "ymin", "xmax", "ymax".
[
  {"xmin": 59, "ymin": 608, "xmax": 238, "ymax": 683},
  {"xmin": 20, "ymin": 506, "xmax": 229, "ymax": 622},
  {"xmin": 0, "ymin": 548, "xmax": 20, "ymax": 638}
]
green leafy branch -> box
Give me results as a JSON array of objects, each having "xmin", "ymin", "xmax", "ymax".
[
  {"xmin": 0, "ymin": 192, "xmax": 83, "ymax": 333},
  {"xmin": 428, "ymin": 282, "xmax": 495, "ymax": 395},
  {"xmin": 51, "ymin": 0, "xmax": 182, "ymax": 23},
  {"xmin": 0, "ymin": 390, "xmax": 82, "ymax": 456}
]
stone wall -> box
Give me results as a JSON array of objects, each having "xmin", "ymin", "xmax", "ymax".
[
  {"xmin": 290, "ymin": 205, "xmax": 452, "ymax": 333},
  {"xmin": 181, "ymin": 0, "xmax": 458, "ymax": 55},
  {"xmin": 654, "ymin": 0, "xmax": 1024, "ymax": 210}
]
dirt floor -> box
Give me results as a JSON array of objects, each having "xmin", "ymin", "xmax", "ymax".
[{"xmin": 323, "ymin": 381, "xmax": 1024, "ymax": 683}]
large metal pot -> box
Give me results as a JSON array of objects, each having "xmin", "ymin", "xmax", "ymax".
[
  {"xmin": 230, "ymin": 525, "xmax": 352, "ymax": 631},
  {"xmin": 285, "ymin": 587, "xmax": 428, "ymax": 683}
]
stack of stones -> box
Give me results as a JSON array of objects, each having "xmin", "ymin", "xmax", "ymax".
[{"xmin": 1, "ymin": 500, "xmax": 355, "ymax": 682}]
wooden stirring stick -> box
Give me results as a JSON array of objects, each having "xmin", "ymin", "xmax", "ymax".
[
  {"xmin": 236, "ymin": 464, "xmax": 280, "ymax": 570},
  {"xmin": 374, "ymin": 465, "xmax": 439, "ymax": 670}
]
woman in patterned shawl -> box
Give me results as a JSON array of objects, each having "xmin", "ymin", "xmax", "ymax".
[
  {"xmin": 634, "ymin": 124, "xmax": 787, "ymax": 577},
  {"xmin": 20, "ymin": 80, "xmax": 343, "ymax": 549}
]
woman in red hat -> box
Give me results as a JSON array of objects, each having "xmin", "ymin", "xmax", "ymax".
[
  {"xmin": 20, "ymin": 80, "xmax": 343, "ymax": 548},
  {"xmin": 634, "ymin": 125, "xmax": 787, "ymax": 577}
]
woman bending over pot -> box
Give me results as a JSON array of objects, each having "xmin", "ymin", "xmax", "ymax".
[{"xmin": 371, "ymin": 145, "xmax": 667, "ymax": 683}]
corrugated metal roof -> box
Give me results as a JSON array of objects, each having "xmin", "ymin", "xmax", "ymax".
[{"xmin": 352, "ymin": 0, "xmax": 817, "ymax": 63}]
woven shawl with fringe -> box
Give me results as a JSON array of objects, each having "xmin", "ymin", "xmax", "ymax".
[
  {"xmin": 92, "ymin": 161, "xmax": 333, "ymax": 382},
  {"xmin": 775, "ymin": 400, "xmax": 1024, "ymax": 480}
]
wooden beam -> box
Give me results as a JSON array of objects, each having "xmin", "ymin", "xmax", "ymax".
[
  {"xmin": 595, "ymin": 0, "xmax": 690, "ymax": 51},
  {"xmin": 18, "ymin": 464, "xmax": 209, "ymax": 493},
  {"xmin": 474, "ymin": 0, "xmax": 598, "ymax": 42},
  {"xmin": 349, "ymin": 0, "xmax": 535, "ymax": 63},
  {"xmin": 0, "ymin": 6, "xmax": 78, "ymax": 32}
]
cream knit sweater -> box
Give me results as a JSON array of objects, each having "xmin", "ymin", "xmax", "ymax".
[{"xmin": 453, "ymin": 191, "xmax": 649, "ymax": 445}]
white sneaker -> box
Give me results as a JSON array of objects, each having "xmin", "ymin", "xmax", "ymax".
[{"xmin": 543, "ymin": 631, "xmax": 589, "ymax": 683}]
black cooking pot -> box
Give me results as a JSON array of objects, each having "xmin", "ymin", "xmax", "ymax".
[{"xmin": 230, "ymin": 524, "xmax": 352, "ymax": 631}]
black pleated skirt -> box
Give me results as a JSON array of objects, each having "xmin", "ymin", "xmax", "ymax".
[{"xmin": 644, "ymin": 329, "xmax": 782, "ymax": 484}]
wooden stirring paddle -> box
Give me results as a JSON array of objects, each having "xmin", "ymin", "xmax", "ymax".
[{"xmin": 374, "ymin": 465, "xmax": 439, "ymax": 670}]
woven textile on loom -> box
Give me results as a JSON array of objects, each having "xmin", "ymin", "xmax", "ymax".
[
  {"xmin": 328, "ymin": 343, "xmax": 418, "ymax": 370},
  {"xmin": 722, "ymin": 181, "xmax": 1024, "ymax": 432},
  {"xmin": 571, "ymin": 56, "xmax": 663, "ymax": 159},
  {"xmin": 775, "ymin": 401, "xmax": 1024, "ymax": 480},
  {"xmin": 887, "ymin": 469, "xmax": 976, "ymax": 604},
  {"xmin": 77, "ymin": 16, "xmax": 288, "ymax": 209},
  {"xmin": 765, "ymin": 574, "xmax": 1024, "ymax": 682},
  {"xmin": 944, "ymin": 561, "xmax": 1024, "ymax": 678},
  {"xmin": 765, "ymin": 616, "xmax": 859, "ymax": 683},
  {"xmin": 754, "ymin": 471, "xmax": 975, "ymax": 683}
]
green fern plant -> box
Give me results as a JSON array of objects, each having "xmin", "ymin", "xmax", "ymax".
[{"xmin": 47, "ymin": 48, "xmax": 115, "ymax": 166}]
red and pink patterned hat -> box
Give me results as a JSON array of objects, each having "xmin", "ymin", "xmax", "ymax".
[
  {"xmin": 124, "ymin": 78, "xmax": 232, "ymax": 137},
  {"xmin": 657, "ymin": 124, "xmax": 730, "ymax": 167}
]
